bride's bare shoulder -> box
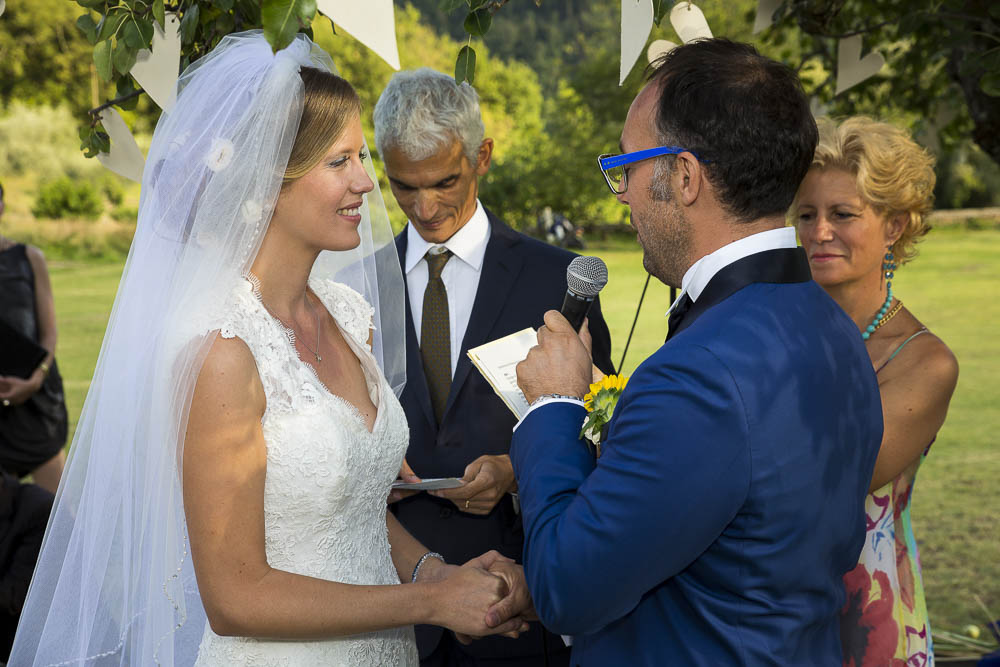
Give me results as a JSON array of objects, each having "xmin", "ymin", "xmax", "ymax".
[{"xmin": 191, "ymin": 333, "xmax": 265, "ymax": 415}]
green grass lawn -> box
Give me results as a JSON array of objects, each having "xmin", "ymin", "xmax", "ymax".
[{"xmin": 49, "ymin": 227, "xmax": 999, "ymax": 635}]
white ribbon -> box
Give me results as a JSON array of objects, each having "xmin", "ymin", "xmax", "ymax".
[
  {"xmin": 620, "ymin": 0, "xmax": 654, "ymax": 85},
  {"xmin": 835, "ymin": 35, "xmax": 885, "ymax": 95},
  {"xmin": 316, "ymin": 0, "xmax": 400, "ymax": 70},
  {"xmin": 97, "ymin": 107, "xmax": 145, "ymax": 182},
  {"xmin": 130, "ymin": 13, "xmax": 182, "ymax": 112}
]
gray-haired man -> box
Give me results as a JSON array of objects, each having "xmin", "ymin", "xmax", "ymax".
[{"xmin": 375, "ymin": 68, "xmax": 614, "ymax": 666}]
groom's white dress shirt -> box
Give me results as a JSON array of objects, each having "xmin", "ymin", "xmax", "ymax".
[
  {"xmin": 516, "ymin": 225, "xmax": 799, "ymax": 426},
  {"xmin": 404, "ymin": 199, "xmax": 490, "ymax": 379},
  {"xmin": 667, "ymin": 226, "xmax": 797, "ymax": 314}
]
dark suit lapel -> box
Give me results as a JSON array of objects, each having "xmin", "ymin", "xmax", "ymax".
[
  {"xmin": 671, "ymin": 247, "xmax": 811, "ymax": 338},
  {"xmin": 442, "ymin": 211, "xmax": 524, "ymax": 421},
  {"xmin": 396, "ymin": 230, "xmax": 437, "ymax": 431}
]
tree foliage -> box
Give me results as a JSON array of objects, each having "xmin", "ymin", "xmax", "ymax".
[
  {"xmin": 428, "ymin": 0, "xmax": 999, "ymax": 204},
  {"xmin": 0, "ymin": 0, "xmax": 97, "ymax": 116},
  {"xmin": 757, "ymin": 0, "xmax": 1000, "ymax": 166},
  {"xmin": 72, "ymin": 0, "xmax": 285, "ymax": 156},
  {"xmin": 7, "ymin": 0, "xmax": 997, "ymax": 225},
  {"xmin": 68, "ymin": 0, "xmax": 515, "ymax": 172}
]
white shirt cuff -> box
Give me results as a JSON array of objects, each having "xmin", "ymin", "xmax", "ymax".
[{"xmin": 512, "ymin": 396, "xmax": 585, "ymax": 433}]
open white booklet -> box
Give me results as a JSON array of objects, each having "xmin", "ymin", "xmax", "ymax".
[{"xmin": 466, "ymin": 327, "xmax": 538, "ymax": 420}]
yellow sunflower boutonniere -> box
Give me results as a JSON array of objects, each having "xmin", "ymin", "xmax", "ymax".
[{"xmin": 580, "ymin": 374, "xmax": 629, "ymax": 457}]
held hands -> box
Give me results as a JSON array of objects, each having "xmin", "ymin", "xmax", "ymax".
[
  {"xmin": 516, "ymin": 311, "xmax": 594, "ymax": 404},
  {"xmin": 431, "ymin": 454, "xmax": 516, "ymax": 515},
  {"xmin": 0, "ymin": 374, "xmax": 43, "ymax": 407},
  {"xmin": 454, "ymin": 551, "xmax": 536, "ymax": 644},
  {"xmin": 424, "ymin": 551, "xmax": 531, "ymax": 640},
  {"xmin": 475, "ymin": 553, "xmax": 538, "ymax": 628}
]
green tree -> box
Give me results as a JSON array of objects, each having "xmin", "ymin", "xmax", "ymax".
[
  {"xmin": 68, "ymin": 0, "xmax": 511, "ymax": 155},
  {"xmin": 0, "ymin": 0, "xmax": 98, "ymax": 116},
  {"xmin": 760, "ymin": 0, "xmax": 1000, "ymax": 166},
  {"xmin": 407, "ymin": 0, "xmax": 584, "ymax": 92},
  {"xmin": 43, "ymin": 0, "xmax": 1000, "ymax": 216},
  {"xmin": 480, "ymin": 0, "xmax": 1000, "ymax": 209}
]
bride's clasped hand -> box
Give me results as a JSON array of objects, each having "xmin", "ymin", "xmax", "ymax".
[{"xmin": 413, "ymin": 550, "xmax": 534, "ymax": 640}]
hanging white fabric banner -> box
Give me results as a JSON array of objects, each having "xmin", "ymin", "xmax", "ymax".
[
  {"xmin": 97, "ymin": 107, "xmax": 145, "ymax": 183},
  {"xmin": 130, "ymin": 13, "xmax": 182, "ymax": 112},
  {"xmin": 836, "ymin": 35, "xmax": 885, "ymax": 95},
  {"xmin": 316, "ymin": 0, "xmax": 401, "ymax": 70},
  {"xmin": 620, "ymin": 0, "xmax": 654, "ymax": 85},
  {"xmin": 647, "ymin": 39, "xmax": 678, "ymax": 64},
  {"xmin": 670, "ymin": 2, "xmax": 713, "ymax": 43},
  {"xmin": 753, "ymin": 0, "xmax": 782, "ymax": 34}
]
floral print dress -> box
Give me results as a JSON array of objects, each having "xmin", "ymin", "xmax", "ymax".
[
  {"xmin": 840, "ymin": 453, "xmax": 933, "ymax": 667},
  {"xmin": 840, "ymin": 330, "xmax": 934, "ymax": 667}
]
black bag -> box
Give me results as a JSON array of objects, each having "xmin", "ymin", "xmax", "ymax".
[{"xmin": 0, "ymin": 319, "xmax": 47, "ymax": 379}]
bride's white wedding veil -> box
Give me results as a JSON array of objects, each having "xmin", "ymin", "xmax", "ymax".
[{"xmin": 10, "ymin": 31, "xmax": 405, "ymax": 666}]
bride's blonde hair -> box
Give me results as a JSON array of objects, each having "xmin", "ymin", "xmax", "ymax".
[{"xmin": 282, "ymin": 66, "xmax": 361, "ymax": 186}]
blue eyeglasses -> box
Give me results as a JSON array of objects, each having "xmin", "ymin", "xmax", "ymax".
[{"xmin": 597, "ymin": 146, "xmax": 708, "ymax": 195}]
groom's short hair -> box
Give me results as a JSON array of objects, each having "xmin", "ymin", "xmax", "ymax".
[{"xmin": 647, "ymin": 38, "xmax": 817, "ymax": 223}]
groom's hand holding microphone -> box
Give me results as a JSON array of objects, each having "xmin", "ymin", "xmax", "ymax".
[
  {"xmin": 517, "ymin": 256, "xmax": 607, "ymax": 403},
  {"xmin": 517, "ymin": 310, "xmax": 595, "ymax": 405}
]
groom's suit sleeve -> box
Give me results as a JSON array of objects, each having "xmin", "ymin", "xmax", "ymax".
[{"xmin": 510, "ymin": 343, "xmax": 751, "ymax": 636}]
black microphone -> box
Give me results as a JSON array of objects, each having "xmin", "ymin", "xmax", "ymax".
[{"xmin": 560, "ymin": 256, "xmax": 608, "ymax": 331}]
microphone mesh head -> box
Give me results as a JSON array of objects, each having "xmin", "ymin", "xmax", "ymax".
[{"xmin": 566, "ymin": 256, "xmax": 608, "ymax": 298}]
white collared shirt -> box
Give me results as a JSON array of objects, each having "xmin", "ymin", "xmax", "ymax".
[
  {"xmin": 666, "ymin": 226, "xmax": 798, "ymax": 316},
  {"xmin": 517, "ymin": 226, "xmax": 799, "ymax": 429},
  {"xmin": 405, "ymin": 199, "xmax": 491, "ymax": 378}
]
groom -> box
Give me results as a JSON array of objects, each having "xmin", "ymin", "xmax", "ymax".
[{"xmin": 510, "ymin": 39, "xmax": 884, "ymax": 665}]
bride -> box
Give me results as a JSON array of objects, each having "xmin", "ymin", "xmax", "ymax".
[{"xmin": 10, "ymin": 32, "xmax": 528, "ymax": 666}]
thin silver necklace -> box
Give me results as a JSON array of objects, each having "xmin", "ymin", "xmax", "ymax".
[
  {"xmin": 248, "ymin": 272, "xmax": 323, "ymax": 363},
  {"xmin": 300, "ymin": 295, "xmax": 323, "ymax": 363}
]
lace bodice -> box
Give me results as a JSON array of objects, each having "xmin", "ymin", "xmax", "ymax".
[{"xmin": 194, "ymin": 277, "xmax": 418, "ymax": 666}]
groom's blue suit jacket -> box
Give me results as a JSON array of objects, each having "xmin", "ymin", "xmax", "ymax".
[{"xmin": 511, "ymin": 247, "xmax": 883, "ymax": 666}]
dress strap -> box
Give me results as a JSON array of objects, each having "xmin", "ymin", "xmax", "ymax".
[{"xmin": 875, "ymin": 328, "xmax": 929, "ymax": 374}]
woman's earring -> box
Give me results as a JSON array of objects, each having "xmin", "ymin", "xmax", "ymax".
[{"xmin": 882, "ymin": 247, "xmax": 897, "ymax": 290}]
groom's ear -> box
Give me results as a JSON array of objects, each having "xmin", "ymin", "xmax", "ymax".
[{"xmin": 676, "ymin": 152, "xmax": 703, "ymax": 207}]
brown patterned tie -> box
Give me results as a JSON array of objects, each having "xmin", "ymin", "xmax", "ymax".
[{"xmin": 421, "ymin": 248, "xmax": 453, "ymax": 423}]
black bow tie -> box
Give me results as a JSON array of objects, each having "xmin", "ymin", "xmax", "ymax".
[{"xmin": 666, "ymin": 293, "xmax": 693, "ymax": 342}]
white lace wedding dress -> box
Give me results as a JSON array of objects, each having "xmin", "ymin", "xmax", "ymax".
[{"xmin": 193, "ymin": 275, "xmax": 419, "ymax": 666}]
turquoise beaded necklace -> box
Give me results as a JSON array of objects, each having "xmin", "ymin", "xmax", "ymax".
[
  {"xmin": 862, "ymin": 287, "xmax": 892, "ymax": 340},
  {"xmin": 862, "ymin": 250, "xmax": 897, "ymax": 341}
]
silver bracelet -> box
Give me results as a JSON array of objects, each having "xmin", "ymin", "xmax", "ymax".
[
  {"xmin": 530, "ymin": 393, "xmax": 583, "ymax": 407},
  {"xmin": 411, "ymin": 551, "xmax": 445, "ymax": 583}
]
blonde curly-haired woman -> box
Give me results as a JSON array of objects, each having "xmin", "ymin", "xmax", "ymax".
[{"xmin": 793, "ymin": 116, "xmax": 959, "ymax": 667}]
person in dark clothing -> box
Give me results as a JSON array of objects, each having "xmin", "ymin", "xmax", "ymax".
[
  {"xmin": 0, "ymin": 470, "xmax": 54, "ymax": 662},
  {"xmin": 0, "ymin": 181, "xmax": 68, "ymax": 493},
  {"xmin": 374, "ymin": 69, "xmax": 614, "ymax": 666},
  {"xmin": 539, "ymin": 206, "xmax": 585, "ymax": 249}
]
